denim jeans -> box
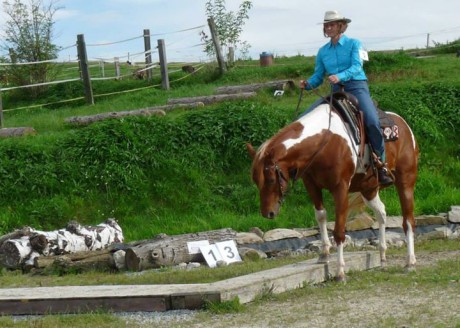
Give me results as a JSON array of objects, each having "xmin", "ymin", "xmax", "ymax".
[{"xmin": 300, "ymin": 80, "xmax": 385, "ymax": 160}]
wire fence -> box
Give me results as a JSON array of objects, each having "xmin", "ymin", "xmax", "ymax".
[
  {"xmin": 0, "ymin": 24, "xmax": 210, "ymax": 117},
  {"xmin": 0, "ymin": 23, "xmax": 459, "ymax": 120}
]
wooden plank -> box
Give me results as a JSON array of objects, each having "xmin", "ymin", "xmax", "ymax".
[
  {"xmin": 0, "ymin": 296, "xmax": 168, "ymax": 315},
  {"xmin": 0, "ymin": 251, "xmax": 380, "ymax": 314}
]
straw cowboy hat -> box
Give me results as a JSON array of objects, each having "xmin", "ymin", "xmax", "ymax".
[{"xmin": 320, "ymin": 10, "xmax": 351, "ymax": 24}]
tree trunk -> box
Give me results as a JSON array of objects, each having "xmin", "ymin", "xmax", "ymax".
[
  {"xmin": 124, "ymin": 228, "xmax": 238, "ymax": 271},
  {"xmin": 166, "ymin": 92, "xmax": 256, "ymax": 105},
  {"xmin": 0, "ymin": 219, "xmax": 123, "ymax": 270},
  {"xmin": 64, "ymin": 103, "xmax": 204, "ymax": 126},
  {"xmin": 214, "ymin": 80, "xmax": 295, "ymax": 94},
  {"xmin": 0, "ymin": 127, "xmax": 37, "ymax": 138},
  {"xmin": 33, "ymin": 249, "xmax": 115, "ymax": 273}
]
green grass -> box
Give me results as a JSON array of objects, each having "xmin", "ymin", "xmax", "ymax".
[
  {"xmin": 0, "ymin": 52, "xmax": 459, "ymax": 240},
  {"xmin": 0, "ymin": 240, "xmax": 459, "ymax": 327}
]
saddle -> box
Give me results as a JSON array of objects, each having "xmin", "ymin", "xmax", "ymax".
[{"xmin": 326, "ymin": 91, "xmax": 399, "ymax": 148}]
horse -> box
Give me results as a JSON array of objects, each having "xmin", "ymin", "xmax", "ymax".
[{"xmin": 246, "ymin": 98, "xmax": 419, "ymax": 281}]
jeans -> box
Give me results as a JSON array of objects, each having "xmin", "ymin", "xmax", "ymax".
[{"xmin": 300, "ymin": 80, "xmax": 385, "ymax": 161}]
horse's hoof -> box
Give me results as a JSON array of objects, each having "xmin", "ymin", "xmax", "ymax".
[
  {"xmin": 335, "ymin": 274, "xmax": 347, "ymax": 283},
  {"xmin": 405, "ymin": 264, "xmax": 416, "ymax": 273},
  {"xmin": 317, "ymin": 254, "xmax": 330, "ymax": 264},
  {"xmin": 380, "ymin": 259, "xmax": 387, "ymax": 270}
]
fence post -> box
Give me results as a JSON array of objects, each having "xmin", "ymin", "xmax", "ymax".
[
  {"xmin": 76, "ymin": 34, "xmax": 94, "ymax": 105},
  {"xmin": 207, "ymin": 17, "xmax": 227, "ymax": 74},
  {"xmin": 0, "ymin": 90, "xmax": 4, "ymax": 128},
  {"xmin": 144, "ymin": 29, "xmax": 153, "ymax": 81},
  {"xmin": 114, "ymin": 57, "xmax": 121, "ymax": 80},
  {"xmin": 157, "ymin": 39, "xmax": 170, "ymax": 90},
  {"xmin": 99, "ymin": 60, "xmax": 105, "ymax": 78}
]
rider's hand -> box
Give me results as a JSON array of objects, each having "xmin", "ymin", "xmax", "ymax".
[
  {"xmin": 299, "ymin": 80, "xmax": 307, "ymax": 89},
  {"xmin": 328, "ymin": 75, "xmax": 340, "ymax": 84}
]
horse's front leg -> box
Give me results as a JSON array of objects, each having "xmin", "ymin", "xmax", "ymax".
[
  {"xmin": 315, "ymin": 208, "xmax": 331, "ymax": 263},
  {"xmin": 304, "ymin": 181, "xmax": 331, "ymax": 263}
]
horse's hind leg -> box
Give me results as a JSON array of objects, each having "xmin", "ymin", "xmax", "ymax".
[
  {"xmin": 362, "ymin": 192, "xmax": 388, "ymax": 267},
  {"xmin": 395, "ymin": 179, "xmax": 417, "ymax": 271}
]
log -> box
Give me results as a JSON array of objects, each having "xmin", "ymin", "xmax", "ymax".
[
  {"xmin": 0, "ymin": 127, "xmax": 37, "ymax": 138},
  {"xmin": 34, "ymin": 250, "xmax": 115, "ymax": 273},
  {"xmin": 64, "ymin": 102, "xmax": 204, "ymax": 126},
  {"xmin": 214, "ymin": 80, "xmax": 295, "ymax": 94},
  {"xmin": 0, "ymin": 219, "xmax": 123, "ymax": 270},
  {"xmin": 124, "ymin": 228, "xmax": 238, "ymax": 271},
  {"xmin": 166, "ymin": 92, "xmax": 256, "ymax": 105},
  {"xmin": 0, "ymin": 226, "xmax": 33, "ymax": 248}
]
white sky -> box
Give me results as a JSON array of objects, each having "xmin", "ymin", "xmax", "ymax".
[{"xmin": 1, "ymin": 0, "xmax": 460, "ymax": 63}]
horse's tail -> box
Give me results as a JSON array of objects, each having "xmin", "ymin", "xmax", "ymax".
[{"xmin": 347, "ymin": 192, "xmax": 366, "ymax": 218}]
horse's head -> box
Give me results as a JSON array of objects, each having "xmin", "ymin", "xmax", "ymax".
[{"xmin": 247, "ymin": 143, "xmax": 290, "ymax": 219}]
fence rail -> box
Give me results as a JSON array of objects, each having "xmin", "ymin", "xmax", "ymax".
[{"xmin": 0, "ymin": 19, "xmax": 225, "ymax": 127}]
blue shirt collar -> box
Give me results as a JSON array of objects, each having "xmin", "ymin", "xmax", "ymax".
[{"xmin": 327, "ymin": 34, "xmax": 348, "ymax": 48}]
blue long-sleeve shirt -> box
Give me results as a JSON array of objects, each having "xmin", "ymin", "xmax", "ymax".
[{"xmin": 306, "ymin": 34, "xmax": 367, "ymax": 89}]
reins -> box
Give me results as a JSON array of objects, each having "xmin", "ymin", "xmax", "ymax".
[{"xmin": 291, "ymin": 83, "xmax": 335, "ymax": 183}]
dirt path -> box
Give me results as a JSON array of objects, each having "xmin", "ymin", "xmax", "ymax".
[{"xmin": 132, "ymin": 250, "xmax": 460, "ymax": 328}]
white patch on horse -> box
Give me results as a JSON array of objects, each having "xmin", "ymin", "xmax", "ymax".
[{"xmin": 283, "ymin": 104, "xmax": 358, "ymax": 165}]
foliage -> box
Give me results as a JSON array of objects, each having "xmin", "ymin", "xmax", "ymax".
[
  {"xmin": 202, "ymin": 0, "xmax": 253, "ymax": 59},
  {"xmin": 1, "ymin": 0, "xmax": 61, "ymax": 98},
  {"xmin": 0, "ymin": 54, "xmax": 458, "ymax": 240}
]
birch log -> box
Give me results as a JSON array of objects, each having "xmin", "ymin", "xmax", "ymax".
[
  {"xmin": 124, "ymin": 228, "xmax": 238, "ymax": 271},
  {"xmin": 0, "ymin": 219, "xmax": 123, "ymax": 270}
]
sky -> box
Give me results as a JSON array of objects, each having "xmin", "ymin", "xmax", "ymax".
[{"xmin": 1, "ymin": 0, "xmax": 460, "ymax": 64}]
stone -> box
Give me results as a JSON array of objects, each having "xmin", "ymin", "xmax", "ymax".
[
  {"xmin": 346, "ymin": 213, "xmax": 374, "ymax": 231},
  {"xmin": 238, "ymin": 247, "xmax": 267, "ymax": 261},
  {"xmin": 372, "ymin": 216, "xmax": 403, "ymax": 229},
  {"xmin": 417, "ymin": 230, "xmax": 449, "ymax": 241},
  {"xmin": 236, "ymin": 232, "xmax": 264, "ymax": 245},
  {"xmin": 447, "ymin": 206, "xmax": 460, "ymax": 223},
  {"xmin": 263, "ymin": 228, "xmax": 302, "ymax": 242},
  {"xmin": 249, "ymin": 227, "xmax": 264, "ymax": 238},
  {"xmin": 293, "ymin": 228, "xmax": 320, "ymax": 238},
  {"xmin": 382, "ymin": 231, "xmax": 406, "ymax": 247},
  {"xmin": 415, "ymin": 215, "xmax": 448, "ymax": 226}
]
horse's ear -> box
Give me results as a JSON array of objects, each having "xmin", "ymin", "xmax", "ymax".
[{"xmin": 246, "ymin": 143, "xmax": 256, "ymax": 159}]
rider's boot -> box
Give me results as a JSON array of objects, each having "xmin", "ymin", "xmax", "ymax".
[{"xmin": 378, "ymin": 165, "xmax": 393, "ymax": 186}]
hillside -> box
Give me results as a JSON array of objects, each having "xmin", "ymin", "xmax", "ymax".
[{"xmin": 0, "ymin": 52, "xmax": 459, "ymax": 241}]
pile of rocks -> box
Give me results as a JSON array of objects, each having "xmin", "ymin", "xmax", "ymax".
[
  {"xmin": 236, "ymin": 205, "xmax": 460, "ymax": 259},
  {"xmin": 171, "ymin": 206, "xmax": 460, "ymax": 269}
]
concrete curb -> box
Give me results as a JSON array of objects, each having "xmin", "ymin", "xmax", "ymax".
[{"xmin": 0, "ymin": 251, "xmax": 380, "ymax": 315}]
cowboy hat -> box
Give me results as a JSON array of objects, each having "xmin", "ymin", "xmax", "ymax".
[{"xmin": 320, "ymin": 10, "xmax": 351, "ymax": 24}]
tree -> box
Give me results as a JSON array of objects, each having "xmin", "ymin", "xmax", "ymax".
[
  {"xmin": 1, "ymin": 0, "xmax": 61, "ymax": 97},
  {"xmin": 201, "ymin": 0, "xmax": 252, "ymax": 60}
]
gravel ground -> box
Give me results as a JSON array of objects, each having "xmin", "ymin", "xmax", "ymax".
[{"xmin": 117, "ymin": 250, "xmax": 460, "ymax": 328}]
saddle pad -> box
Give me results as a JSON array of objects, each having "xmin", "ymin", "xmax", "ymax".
[{"xmin": 377, "ymin": 109, "xmax": 399, "ymax": 142}]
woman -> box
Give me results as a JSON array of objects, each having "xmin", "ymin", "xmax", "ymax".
[{"xmin": 300, "ymin": 10, "xmax": 393, "ymax": 186}]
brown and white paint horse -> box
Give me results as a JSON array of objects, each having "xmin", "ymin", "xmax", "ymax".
[{"xmin": 247, "ymin": 103, "xmax": 419, "ymax": 281}]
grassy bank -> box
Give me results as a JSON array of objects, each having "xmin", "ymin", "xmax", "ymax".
[{"xmin": 0, "ymin": 52, "xmax": 459, "ymax": 240}]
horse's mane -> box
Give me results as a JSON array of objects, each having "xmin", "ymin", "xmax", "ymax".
[{"xmin": 256, "ymin": 121, "xmax": 304, "ymax": 162}]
